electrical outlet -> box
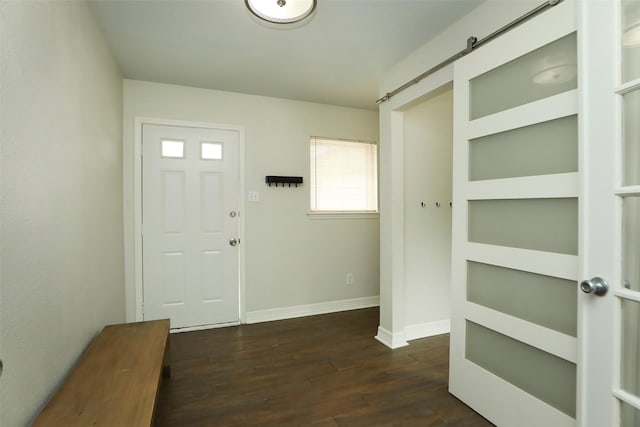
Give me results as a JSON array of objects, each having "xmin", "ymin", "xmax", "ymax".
[{"xmin": 346, "ymin": 273, "xmax": 354, "ymax": 285}]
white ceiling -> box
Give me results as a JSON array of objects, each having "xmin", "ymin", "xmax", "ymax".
[{"xmin": 88, "ymin": 0, "xmax": 484, "ymax": 111}]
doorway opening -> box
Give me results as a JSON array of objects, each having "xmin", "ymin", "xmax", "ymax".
[{"xmin": 401, "ymin": 83, "xmax": 454, "ymax": 340}]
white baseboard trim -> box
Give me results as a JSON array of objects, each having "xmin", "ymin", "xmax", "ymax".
[
  {"xmin": 245, "ymin": 295, "xmax": 379, "ymax": 324},
  {"xmin": 404, "ymin": 319, "xmax": 451, "ymax": 341},
  {"xmin": 375, "ymin": 326, "xmax": 409, "ymax": 349}
]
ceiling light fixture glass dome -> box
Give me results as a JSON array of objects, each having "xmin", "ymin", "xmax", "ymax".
[{"xmin": 245, "ymin": 0, "xmax": 317, "ymax": 24}]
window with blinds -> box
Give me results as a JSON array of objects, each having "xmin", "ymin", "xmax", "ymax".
[{"xmin": 309, "ymin": 137, "xmax": 378, "ymax": 213}]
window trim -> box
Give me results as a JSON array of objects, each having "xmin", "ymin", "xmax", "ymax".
[{"xmin": 306, "ymin": 210, "xmax": 379, "ymax": 219}]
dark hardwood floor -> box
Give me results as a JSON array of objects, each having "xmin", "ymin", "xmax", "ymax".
[{"xmin": 155, "ymin": 308, "xmax": 493, "ymax": 427}]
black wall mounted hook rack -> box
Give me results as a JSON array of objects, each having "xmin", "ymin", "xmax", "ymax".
[{"xmin": 265, "ymin": 176, "xmax": 303, "ymax": 188}]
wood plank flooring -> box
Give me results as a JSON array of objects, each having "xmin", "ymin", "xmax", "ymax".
[{"xmin": 155, "ymin": 308, "xmax": 493, "ymax": 426}]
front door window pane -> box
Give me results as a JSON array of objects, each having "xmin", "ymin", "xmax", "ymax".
[{"xmin": 162, "ymin": 139, "xmax": 185, "ymax": 158}]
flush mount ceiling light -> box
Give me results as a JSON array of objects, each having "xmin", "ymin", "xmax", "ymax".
[{"xmin": 245, "ymin": 0, "xmax": 317, "ymax": 24}]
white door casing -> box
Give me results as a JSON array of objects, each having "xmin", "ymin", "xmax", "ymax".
[
  {"xmin": 139, "ymin": 121, "xmax": 243, "ymax": 330},
  {"xmin": 450, "ymin": 2, "xmax": 581, "ymax": 426}
]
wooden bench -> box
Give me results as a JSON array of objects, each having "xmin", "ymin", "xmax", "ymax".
[{"xmin": 32, "ymin": 319, "xmax": 170, "ymax": 427}]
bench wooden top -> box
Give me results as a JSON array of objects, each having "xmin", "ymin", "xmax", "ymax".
[{"xmin": 32, "ymin": 319, "xmax": 170, "ymax": 427}]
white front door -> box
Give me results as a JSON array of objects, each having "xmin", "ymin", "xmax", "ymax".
[
  {"xmin": 450, "ymin": 2, "xmax": 581, "ymax": 426},
  {"xmin": 142, "ymin": 123, "xmax": 240, "ymax": 329}
]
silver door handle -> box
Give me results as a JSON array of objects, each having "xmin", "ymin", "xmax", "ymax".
[
  {"xmin": 229, "ymin": 238, "xmax": 238, "ymax": 247},
  {"xmin": 580, "ymin": 277, "xmax": 609, "ymax": 296}
]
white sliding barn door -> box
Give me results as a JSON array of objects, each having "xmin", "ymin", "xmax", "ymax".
[{"xmin": 449, "ymin": 2, "xmax": 581, "ymax": 426}]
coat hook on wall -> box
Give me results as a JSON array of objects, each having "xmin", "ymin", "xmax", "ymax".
[
  {"xmin": 419, "ymin": 200, "xmax": 453, "ymax": 208},
  {"xmin": 265, "ymin": 176, "xmax": 303, "ymax": 188}
]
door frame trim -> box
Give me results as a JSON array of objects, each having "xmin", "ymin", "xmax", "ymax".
[
  {"xmin": 129, "ymin": 117, "xmax": 246, "ymax": 325},
  {"xmin": 377, "ymin": 72, "xmax": 454, "ymax": 349}
]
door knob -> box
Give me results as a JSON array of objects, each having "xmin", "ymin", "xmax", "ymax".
[
  {"xmin": 229, "ymin": 238, "xmax": 238, "ymax": 247},
  {"xmin": 580, "ymin": 277, "xmax": 609, "ymax": 296}
]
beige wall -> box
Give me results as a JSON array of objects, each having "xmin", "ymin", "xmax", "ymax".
[
  {"xmin": 123, "ymin": 80, "xmax": 380, "ymax": 321},
  {"xmin": 0, "ymin": 1, "xmax": 124, "ymax": 425},
  {"xmin": 403, "ymin": 88, "xmax": 453, "ymax": 336}
]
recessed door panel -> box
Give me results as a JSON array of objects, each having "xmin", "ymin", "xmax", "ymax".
[
  {"xmin": 201, "ymin": 172, "xmax": 224, "ymax": 233},
  {"xmin": 469, "ymin": 33, "xmax": 577, "ymax": 120},
  {"xmin": 468, "ymin": 198, "xmax": 578, "ymax": 255},
  {"xmin": 469, "ymin": 115, "xmax": 578, "ymax": 181},
  {"xmin": 466, "ymin": 321, "xmax": 577, "ymax": 417},
  {"xmin": 467, "ymin": 261, "xmax": 577, "ymax": 336},
  {"xmin": 162, "ymin": 171, "xmax": 186, "ymax": 233},
  {"xmin": 202, "ymin": 250, "xmax": 223, "ymax": 302},
  {"xmin": 162, "ymin": 252, "xmax": 186, "ymax": 305}
]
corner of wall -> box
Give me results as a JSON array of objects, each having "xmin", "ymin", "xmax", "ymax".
[{"xmin": 375, "ymin": 325, "xmax": 409, "ymax": 349}]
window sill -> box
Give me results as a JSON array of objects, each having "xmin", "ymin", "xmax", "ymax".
[{"xmin": 307, "ymin": 211, "xmax": 379, "ymax": 220}]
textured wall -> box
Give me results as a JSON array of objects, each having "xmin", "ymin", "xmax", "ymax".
[{"xmin": 0, "ymin": 1, "xmax": 124, "ymax": 425}]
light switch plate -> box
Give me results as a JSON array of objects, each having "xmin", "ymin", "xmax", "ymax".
[{"xmin": 248, "ymin": 191, "xmax": 260, "ymax": 202}]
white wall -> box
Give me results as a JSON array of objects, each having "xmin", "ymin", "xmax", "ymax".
[
  {"xmin": 377, "ymin": 0, "xmax": 539, "ymax": 347},
  {"xmin": 403, "ymin": 88, "xmax": 453, "ymax": 339},
  {"xmin": 123, "ymin": 80, "xmax": 380, "ymax": 322},
  {"xmin": 0, "ymin": 1, "xmax": 124, "ymax": 425}
]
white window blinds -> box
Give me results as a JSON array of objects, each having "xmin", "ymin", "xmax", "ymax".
[{"xmin": 310, "ymin": 137, "xmax": 378, "ymax": 212}]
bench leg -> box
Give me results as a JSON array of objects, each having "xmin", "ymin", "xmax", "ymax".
[
  {"xmin": 162, "ymin": 332, "xmax": 171, "ymax": 379},
  {"xmin": 162, "ymin": 364, "xmax": 171, "ymax": 379}
]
